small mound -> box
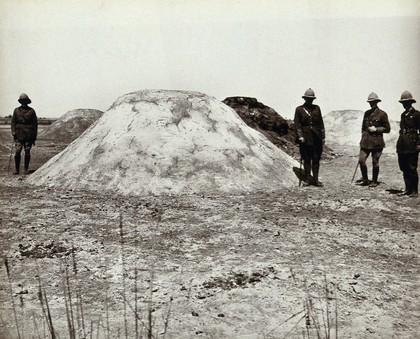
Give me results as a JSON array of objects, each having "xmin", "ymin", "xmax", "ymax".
[{"xmin": 38, "ymin": 109, "xmax": 103, "ymax": 143}]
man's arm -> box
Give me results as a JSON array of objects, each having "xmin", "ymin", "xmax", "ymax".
[
  {"xmin": 11, "ymin": 108, "xmax": 17, "ymax": 139},
  {"xmin": 361, "ymin": 111, "xmax": 369, "ymax": 133},
  {"xmin": 415, "ymin": 111, "xmax": 420, "ymax": 150},
  {"xmin": 33, "ymin": 109, "xmax": 38, "ymax": 141},
  {"xmin": 294, "ymin": 107, "xmax": 304, "ymax": 143},
  {"xmin": 318, "ymin": 107, "xmax": 325, "ymax": 141}
]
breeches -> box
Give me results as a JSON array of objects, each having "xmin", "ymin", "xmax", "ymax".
[
  {"xmin": 359, "ymin": 148, "xmax": 383, "ymax": 167},
  {"xmin": 398, "ymin": 152, "xmax": 419, "ymax": 192},
  {"xmin": 299, "ymin": 142, "xmax": 323, "ymax": 179},
  {"xmin": 299, "ymin": 142, "xmax": 323, "ymax": 162},
  {"xmin": 15, "ymin": 141, "xmax": 33, "ymax": 154},
  {"xmin": 398, "ymin": 152, "xmax": 418, "ymax": 175}
]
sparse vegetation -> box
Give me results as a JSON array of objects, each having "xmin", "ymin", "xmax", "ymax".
[
  {"xmin": 2, "ymin": 250, "xmax": 343, "ymax": 339},
  {"xmin": 1, "ymin": 231, "xmax": 175, "ymax": 338}
]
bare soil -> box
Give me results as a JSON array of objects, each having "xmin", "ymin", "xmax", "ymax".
[{"xmin": 0, "ymin": 129, "xmax": 419, "ymax": 338}]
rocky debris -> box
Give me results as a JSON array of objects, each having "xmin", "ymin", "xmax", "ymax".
[
  {"xmin": 223, "ymin": 96, "xmax": 298, "ymax": 157},
  {"xmin": 351, "ymin": 284, "xmax": 363, "ymax": 294},
  {"xmin": 28, "ymin": 90, "xmax": 298, "ymax": 195},
  {"xmin": 222, "ymin": 97, "xmax": 289, "ymax": 135},
  {"xmin": 38, "ymin": 108, "xmax": 103, "ymax": 143}
]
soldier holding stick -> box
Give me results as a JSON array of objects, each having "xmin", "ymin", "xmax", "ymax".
[{"xmin": 11, "ymin": 93, "xmax": 38, "ymax": 175}]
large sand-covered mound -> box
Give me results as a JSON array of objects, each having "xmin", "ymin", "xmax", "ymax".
[
  {"xmin": 28, "ymin": 90, "xmax": 299, "ymax": 195},
  {"xmin": 38, "ymin": 109, "xmax": 103, "ymax": 143}
]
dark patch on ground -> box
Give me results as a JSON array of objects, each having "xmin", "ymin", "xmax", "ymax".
[
  {"xmin": 18, "ymin": 241, "xmax": 75, "ymax": 259},
  {"xmin": 202, "ymin": 267, "xmax": 275, "ymax": 290}
]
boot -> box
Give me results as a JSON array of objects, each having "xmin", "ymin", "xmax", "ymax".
[
  {"xmin": 356, "ymin": 165, "xmax": 369, "ymax": 186},
  {"xmin": 13, "ymin": 154, "xmax": 21, "ymax": 175},
  {"xmin": 413, "ymin": 172, "xmax": 419, "ymax": 196},
  {"xmin": 397, "ymin": 174, "xmax": 412, "ymax": 196},
  {"xmin": 404, "ymin": 172, "xmax": 418, "ymax": 197},
  {"xmin": 369, "ymin": 167, "xmax": 379, "ymax": 187},
  {"xmin": 302, "ymin": 161, "xmax": 311, "ymax": 186},
  {"xmin": 312, "ymin": 161, "xmax": 323, "ymax": 187},
  {"xmin": 24, "ymin": 154, "xmax": 31, "ymax": 174}
]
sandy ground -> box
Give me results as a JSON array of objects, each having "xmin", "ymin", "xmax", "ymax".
[{"xmin": 0, "ymin": 131, "xmax": 419, "ymax": 339}]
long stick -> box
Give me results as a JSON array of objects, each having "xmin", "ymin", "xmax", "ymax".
[
  {"xmin": 65, "ymin": 260, "xmax": 76, "ymax": 339},
  {"xmin": 71, "ymin": 246, "xmax": 85, "ymax": 338},
  {"xmin": 148, "ymin": 269, "xmax": 154, "ymax": 339},
  {"xmin": 60, "ymin": 260, "xmax": 73, "ymax": 339},
  {"xmin": 351, "ymin": 161, "xmax": 359, "ymax": 183},
  {"xmin": 323, "ymin": 273, "xmax": 331, "ymax": 339},
  {"xmin": 37, "ymin": 274, "xmax": 56, "ymax": 339},
  {"xmin": 4, "ymin": 258, "xmax": 21, "ymax": 339},
  {"xmin": 119, "ymin": 213, "xmax": 129, "ymax": 339}
]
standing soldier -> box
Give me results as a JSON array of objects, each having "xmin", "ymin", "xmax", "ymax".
[
  {"xmin": 396, "ymin": 91, "xmax": 420, "ymax": 198},
  {"xmin": 294, "ymin": 88, "xmax": 325, "ymax": 187},
  {"xmin": 356, "ymin": 92, "xmax": 390, "ymax": 187},
  {"xmin": 11, "ymin": 93, "xmax": 38, "ymax": 174}
]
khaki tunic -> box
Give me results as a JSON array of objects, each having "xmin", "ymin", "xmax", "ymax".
[
  {"xmin": 294, "ymin": 104, "xmax": 325, "ymax": 146},
  {"xmin": 359, "ymin": 108, "xmax": 390, "ymax": 149},
  {"xmin": 396, "ymin": 107, "xmax": 420, "ymax": 154},
  {"xmin": 11, "ymin": 106, "xmax": 38, "ymax": 142}
]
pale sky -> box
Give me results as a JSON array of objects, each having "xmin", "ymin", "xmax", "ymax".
[{"xmin": 1, "ymin": 0, "xmax": 419, "ymax": 120}]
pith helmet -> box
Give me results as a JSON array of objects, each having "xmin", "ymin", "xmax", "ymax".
[
  {"xmin": 399, "ymin": 91, "xmax": 416, "ymax": 103},
  {"xmin": 367, "ymin": 92, "xmax": 381, "ymax": 102},
  {"xmin": 302, "ymin": 88, "xmax": 316, "ymax": 99},
  {"xmin": 18, "ymin": 93, "xmax": 31, "ymax": 104}
]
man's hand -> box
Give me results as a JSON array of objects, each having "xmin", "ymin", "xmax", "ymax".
[
  {"xmin": 298, "ymin": 137, "xmax": 305, "ymax": 143},
  {"xmin": 368, "ymin": 126, "xmax": 377, "ymax": 132}
]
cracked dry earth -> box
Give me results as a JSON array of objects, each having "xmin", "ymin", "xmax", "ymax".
[{"xmin": 0, "ymin": 140, "xmax": 419, "ymax": 339}]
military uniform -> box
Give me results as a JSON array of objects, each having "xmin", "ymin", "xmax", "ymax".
[
  {"xmin": 294, "ymin": 88, "xmax": 325, "ymax": 186},
  {"xmin": 357, "ymin": 93, "xmax": 390, "ymax": 187},
  {"xmin": 360, "ymin": 108, "xmax": 390, "ymax": 150},
  {"xmin": 397, "ymin": 108, "xmax": 420, "ymax": 153},
  {"xmin": 11, "ymin": 94, "xmax": 38, "ymax": 174},
  {"xmin": 396, "ymin": 92, "xmax": 420, "ymax": 197}
]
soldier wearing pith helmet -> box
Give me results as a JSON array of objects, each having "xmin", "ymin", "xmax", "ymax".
[
  {"xmin": 396, "ymin": 91, "xmax": 420, "ymax": 198},
  {"xmin": 11, "ymin": 93, "xmax": 38, "ymax": 174},
  {"xmin": 294, "ymin": 88, "xmax": 325, "ymax": 187},
  {"xmin": 356, "ymin": 92, "xmax": 390, "ymax": 187}
]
